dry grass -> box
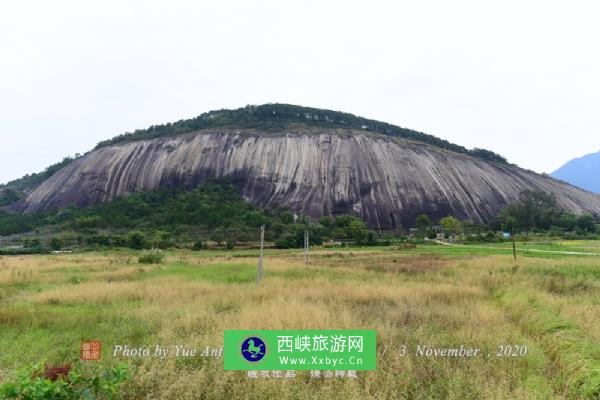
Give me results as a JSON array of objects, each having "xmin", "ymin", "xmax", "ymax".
[{"xmin": 1, "ymin": 247, "xmax": 599, "ymax": 399}]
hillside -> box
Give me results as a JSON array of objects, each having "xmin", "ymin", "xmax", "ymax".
[
  {"xmin": 552, "ymin": 151, "xmax": 600, "ymax": 194},
  {"xmin": 0, "ymin": 156, "xmax": 78, "ymax": 206},
  {"xmin": 0, "ymin": 104, "xmax": 506, "ymax": 208},
  {"xmin": 93, "ymin": 104, "xmax": 508, "ymax": 164},
  {"xmin": 6, "ymin": 119, "xmax": 600, "ymax": 229}
]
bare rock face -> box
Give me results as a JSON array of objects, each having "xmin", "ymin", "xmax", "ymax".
[{"xmin": 9, "ymin": 128, "xmax": 600, "ymax": 228}]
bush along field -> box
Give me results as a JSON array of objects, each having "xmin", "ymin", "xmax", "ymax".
[
  {"xmin": 0, "ymin": 181, "xmax": 387, "ymax": 254},
  {"xmin": 1, "ymin": 243, "xmax": 600, "ymax": 400},
  {"xmin": 2, "ymin": 183, "xmax": 598, "ymax": 258},
  {"xmin": 0, "ymin": 362, "xmax": 131, "ymax": 400}
]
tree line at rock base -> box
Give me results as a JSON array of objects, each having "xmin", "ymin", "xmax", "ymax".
[{"xmin": 1, "ymin": 181, "xmax": 598, "ymax": 253}]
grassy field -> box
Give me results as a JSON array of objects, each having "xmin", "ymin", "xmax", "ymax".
[{"xmin": 1, "ymin": 243, "xmax": 599, "ymax": 399}]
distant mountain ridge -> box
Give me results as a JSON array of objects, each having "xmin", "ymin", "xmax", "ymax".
[{"xmin": 552, "ymin": 150, "xmax": 600, "ymax": 194}]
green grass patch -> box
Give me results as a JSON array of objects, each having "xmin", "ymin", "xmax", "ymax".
[
  {"xmin": 0, "ymin": 302, "xmax": 154, "ymax": 367},
  {"xmin": 522, "ymin": 264, "xmax": 600, "ymax": 279},
  {"xmin": 143, "ymin": 262, "xmax": 256, "ymax": 284},
  {"xmin": 498, "ymin": 290, "xmax": 600, "ymax": 399}
]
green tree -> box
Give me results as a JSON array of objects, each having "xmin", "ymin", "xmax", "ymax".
[
  {"xmin": 577, "ymin": 214, "xmax": 597, "ymax": 233},
  {"xmin": 347, "ymin": 219, "xmax": 370, "ymax": 245},
  {"xmin": 127, "ymin": 231, "xmax": 147, "ymax": 249},
  {"xmin": 491, "ymin": 190, "xmax": 598, "ymax": 235},
  {"xmin": 210, "ymin": 228, "xmax": 226, "ymax": 246},
  {"xmin": 225, "ymin": 225, "xmax": 245, "ymax": 248},
  {"xmin": 415, "ymin": 214, "xmax": 432, "ymax": 238},
  {"xmin": 275, "ymin": 223, "xmax": 326, "ymax": 249},
  {"xmin": 49, "ymin": 237, "xmax": 62, "ymax": 251},
  {"xmin": 23, "ymin": 238, "xmax": 41, "ymax": 248},
  {"xmin": 334, "ymin": 215, "xmax": 357, "ymax": 228},
  {"xmin": 73, "ymin": 215, "xmax": 103, "ymax": 229},
  {"xmin": 502, "ymin": 216, "xmax": 518, "ymax": 235},
  {"xmin": 244, "ymin": 210, "xmax": 269, "ymax": 227},
  {"xmin": 0, "ymin": 188, "xmax": 22, "ymax": 206},
  {"xmin": 440, "ymin": 216, "xmax": 462, "ymax": 238},
  {"xmin": 280, "ymin": 211, "xmax": 295, "ymax": 224},
  {"xmin": 192, "ymin": 240, "xmax": 207, "ymax": 250},
  {"xmin": 152, "ymin": 231, "xmax": 173, "ymax": 249},
  {"xmin": 269, "ymin": 222, "xmax": 286, "ymax": 239},
  {"xmin": 558, "ymin": 213, "xmax": 578, "ymax": 231},
  {"xmin": 518, "ymin": 190, "xmax": 560, "ymax": 230},
  {"xmin": 319, "ymin": 216, "xmax": 335, "ymax": 229}
]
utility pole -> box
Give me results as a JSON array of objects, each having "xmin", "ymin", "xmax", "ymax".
[
  {"xmin": 512, "ymin": 229, "xmax": 517, "ymax": 261},
  {"xmin": 304, "ymin": 229, "xmax": 309, "ymax": 265},
  {"xmin": 256, "ymin": 225, "xmax": 265, "ymax": 286},
  {"xmin": 504, "ymin": 217, "xmax": 517, "ymax": 261}
]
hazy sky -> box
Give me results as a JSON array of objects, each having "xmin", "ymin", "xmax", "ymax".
[{"xmin": 1, "ymin": 0, "xmax": 599, "ymax": 184}]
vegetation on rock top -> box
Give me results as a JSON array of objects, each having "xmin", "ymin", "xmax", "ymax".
[
  {"xmin": 0, "ymin": 104, "xmax": 508, "ymax": 209},
  {"xmin": 94, "ymin": 104, "xmax": 508, "ymax": 164}
]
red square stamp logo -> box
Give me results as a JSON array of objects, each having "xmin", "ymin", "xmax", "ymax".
[{"xmin": 80, "ymin": 340, "xmax": 101, "ymax": 361}]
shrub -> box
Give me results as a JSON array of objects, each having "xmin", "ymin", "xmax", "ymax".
[
  {"xmin": 0, "ymin": 362, "xmax": 131, "ymax": 399},
  {"xmin": 86, "ymin": 234, "xmax": 112, "ymax": 247},
  {"xmin": 49, "ymin": 237, "xmax": 62, "ymax": 251},
  {"xmin": 138, "ymin": 248, "xmax": 164, "ymax": 264},
  {"xmin": 0, "ymin": 247, "xmax": 47, "ymax": 255},
  {"xmin": 152, "ymin": 231, "xmax": 173, "ymax": 249},
  {"xmin": 23, "ymin": 238, "xmax": 41, "ymax": 248},
  {"xmin": 192, "ymin": 240, "xmax": 207, "ymax": 250},
  {"xmin": 73, "ymin": 215, "xmax": 103, "ymax": 229},
  {"xmin": 127, "ymin": 231, "xmax": 147, "ymax": 249},
  {"xmin": 274, "ymin": 234, "xmax": 298, "ymax": 249}
]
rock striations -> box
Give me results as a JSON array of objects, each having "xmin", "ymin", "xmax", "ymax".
[{"xmin": 9, "ymin": 126, "xmax": 600, "ymax": 229}]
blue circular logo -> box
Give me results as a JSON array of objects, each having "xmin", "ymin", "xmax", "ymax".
[{"xmin": 241, "ymin": 336, "xmax": 266, "ymax": 362}]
